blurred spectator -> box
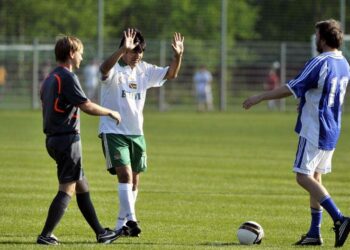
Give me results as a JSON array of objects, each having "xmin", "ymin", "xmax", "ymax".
[
  {"xmin": 83, "ymin": 59, "xmax": 99, "ymax": 101},
  {"xmin": 193, "ymin": 65, "xmax": 213, "ymax": 112},
  {"xmin": 39, "ymin": 60, "xmax": 52, "ymax": 83},
  {"xmin": 264, "ymin": 61, "xmax": 282, "ymax": 110},
  {"xmin": 0, "ymin": 65, "xmax": 7, "ymax": 100}
]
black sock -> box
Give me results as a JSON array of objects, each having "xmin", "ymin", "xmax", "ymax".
[
  {"xmin": 76, "ymin": 192, "xmax": 104, "ymax": 235},
  {"xmin": 41, "ymin": 191, "xmax": 71, "ymax": 237}
]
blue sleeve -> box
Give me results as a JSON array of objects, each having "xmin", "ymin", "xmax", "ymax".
[{"xmin": 287, "ymin": 57, "xmax": 324, "ymax": 98}]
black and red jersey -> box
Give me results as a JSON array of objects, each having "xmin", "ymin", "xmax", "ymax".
[{"xmin": 40, "ymin": 66, "xmax": 88, "ymax": 136}]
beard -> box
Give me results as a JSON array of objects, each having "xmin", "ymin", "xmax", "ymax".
[{"xmin": 316, "ymin": 40, "xmax": 323, "ymax": 53}]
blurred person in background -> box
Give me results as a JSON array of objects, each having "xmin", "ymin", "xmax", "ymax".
[
  {"xmin": 193, "ymin": 65, "xmax": 214, "ymax": 112},
  {"xmin": 263, "ymin": 61, "xmax": 281, "ymax": 110},
  {"xmin": 38, "ymin": 35, "xmax": 121, "ymax": 245},
  {"xmin": 243, "ymin": 19, "xmax": 350, "ymax": 247},
  {"xmin": 0, "ymin": 65, "xmax": 7, "ymax": 100},
  {"xmin": 98, "ymin": 28, "xmax": 184, "ymax": 237},
  {"xmin": 39, "ymin": 60, "xmax": 52, "ymax": 83},
  {"xmin": 83, "ymin": 59, "xmax": 99, "ymax": 101}
]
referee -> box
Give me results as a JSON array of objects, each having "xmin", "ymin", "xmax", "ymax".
[{"xmin": 37, "ymin": 35, "xmax": 121, "ymax": 245}]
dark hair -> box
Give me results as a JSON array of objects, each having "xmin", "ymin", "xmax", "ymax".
[
  {"xmin": 55, "ymin": 35, "xmax": 83, "ymax": 62},
  {"xmin": 315, "ymin": 19, "xmax": 343, "ymax": 49},
  {"xmin": 119, "ymin": 28, "xmax": 146, "ymax": 53}
]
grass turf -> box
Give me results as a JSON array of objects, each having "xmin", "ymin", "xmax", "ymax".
[{"xmin": 1, "ymin": 110, "xmax": 350, "ymax": 249}]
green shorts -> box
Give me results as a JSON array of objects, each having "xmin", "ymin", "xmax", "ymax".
[{"xmin": 100, "ymin": 133, "xmax": 147, "ymax": 175}]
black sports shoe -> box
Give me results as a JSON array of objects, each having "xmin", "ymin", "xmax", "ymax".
[
  {"xmin": 96, "ymin": 228, "xmax": 119, "ymax": 244},
  {"xmin": 115, "ymin": 226, "xmax": 130, "ymax": 237},
  {"xmin": 294, "ymin": 234, "xmax": 323, "ymax": 246},
  {"xmin": 37, "ymin": 234, "xmax": 59, "ymax": 245},
  {"xmin": 126, "ymin": 220, "xmax": 141, "ymax": 237},
  {"xmin": 334, "ymin": 217, "xmax": 350, "ymax": 247}
]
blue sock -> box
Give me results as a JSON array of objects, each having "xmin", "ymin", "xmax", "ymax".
[
  {"xmin": 320, "ymin": 196, "xmax": 344, "ymax": 223},
  {"xmin": 307, "ymin": 208, "xmax": 322, "ymax": 237}
]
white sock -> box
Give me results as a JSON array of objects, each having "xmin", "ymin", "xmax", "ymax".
[
  {"xmin": 115, "ymin": 189, "xmax": 139, "ymax": 229},
  {"xmin": 118, "ymin": 183, "xmax": 137, "ymax": 223},
  {"xmin": 133, "ymin": 189, "xmax": 138, "ymax": 203}
]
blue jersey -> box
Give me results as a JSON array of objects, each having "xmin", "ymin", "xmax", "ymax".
[{"xmin": 286, "ymin": 51, "xmax": 350, "ymax": 150}]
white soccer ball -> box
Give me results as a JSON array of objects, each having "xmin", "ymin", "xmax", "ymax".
[{"xmin": 237, "ymin": 221, "xmax": 264, "ymax": 245}]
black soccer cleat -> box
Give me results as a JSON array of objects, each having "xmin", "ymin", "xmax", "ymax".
[
  {"xmin": 96, "ymin": 228, "xmax": 119, "ymax": 244},
  {"xmin": 126, "ymin": 220, "xmax": 142, "ymax": 237},
  {"xmin": 294, "ymin": 234, "xmax": 323, "ymax": 246},
  {"xmin": 115, "ymin": 226, "xmax": 130, "ymax": 237},
  {"xmin": 37, "ymin": 234, "xmax": 59, "ymax": 245},
  {"xmin": 334, "ymin": 217, "xmax": 350, "ymax": 247}
]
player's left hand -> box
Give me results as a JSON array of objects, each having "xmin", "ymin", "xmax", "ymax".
[
  {"xmin": 242, "ymin": 95, "xmax": 262, "ymax": 109},
  {"xmin": 123, "ymin": 28, "xmax": 138, "ymax": 52},
  {"xmin": 171, "ymin": 32, "xmax": 184, "ymax": 57}
]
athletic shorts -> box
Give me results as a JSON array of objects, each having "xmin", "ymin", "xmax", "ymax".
[
  {"xmin": 293, "ymin": 136, "xmax": 334, "ymax": 175},
  {"xmin": 100, "ymin": 133, "xmax": 147, "ymax": 175},
  {"xmin": 46, "ymin": 134, "xmax": 84, "ymax": 184}
]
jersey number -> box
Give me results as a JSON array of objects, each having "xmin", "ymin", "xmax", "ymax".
[{"xmin": 328, "ymin": 77, "xmax": 348, "ymax": 107}]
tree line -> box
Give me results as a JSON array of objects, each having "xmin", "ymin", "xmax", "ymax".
[{"xmin": 0, "ymin": 0, "xmax": 347, "ymax": 43}]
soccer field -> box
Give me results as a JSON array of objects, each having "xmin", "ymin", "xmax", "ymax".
[{"xmin": 1, "ymin": 110, "xmax": 350, "ymax": 249}]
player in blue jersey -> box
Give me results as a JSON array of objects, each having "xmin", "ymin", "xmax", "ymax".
[{"xmin": 243, "ymin": 19, "xmax": 350, "ymax": 247}]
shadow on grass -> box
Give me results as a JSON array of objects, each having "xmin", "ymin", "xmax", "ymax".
[
  {"xmin": 0, "ymin": 238, "xmax": 240, "ymax": 248},
  {"xmin": 200, "ymin": 242, "xmax": 241, "ymax": 247}
]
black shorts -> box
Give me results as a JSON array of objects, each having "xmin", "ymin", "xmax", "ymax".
[{"xmin": 46, "ymin": 134, "xmax": 84, "ymax": 184}]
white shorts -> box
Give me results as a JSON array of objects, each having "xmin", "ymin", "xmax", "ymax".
[{"xmin": 293, "ymin": 137, "xmax": 334, "ymax": 175}]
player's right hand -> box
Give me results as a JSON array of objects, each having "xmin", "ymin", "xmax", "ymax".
[{"xmin": 109, "ymin": 111, "xmax": 121, "ymax": 125}]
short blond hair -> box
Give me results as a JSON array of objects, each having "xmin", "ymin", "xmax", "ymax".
[{"xmin": 54, "ymin": 35, "xmax": 83, "ymax": 62}]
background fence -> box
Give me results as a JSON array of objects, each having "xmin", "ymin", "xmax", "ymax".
[{"xmin": 0, "ymin": 39, "xmax": 315, "ymax": 112}]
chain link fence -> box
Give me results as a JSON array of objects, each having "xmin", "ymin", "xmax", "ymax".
[{"xmin": 0, "ymin": 39, "xmax": 326, "ymax": 112}]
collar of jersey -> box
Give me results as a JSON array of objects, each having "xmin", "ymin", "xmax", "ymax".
[{"xmin": 321, "ymin": 51, "xmax": 342, "ymax": 56}]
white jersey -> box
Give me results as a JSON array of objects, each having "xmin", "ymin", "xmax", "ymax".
[
  {"xmin": 99, "ymin": 61, "xmax": 168, "ymax": 135},
  {"xmin": 193, "ymin": 70, "xmax": 212, "ymax": 94}
]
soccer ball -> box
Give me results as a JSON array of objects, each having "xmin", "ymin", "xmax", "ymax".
[{"xmin": 237, "ymin": 221, "xmax": 264, "ymax": 245}]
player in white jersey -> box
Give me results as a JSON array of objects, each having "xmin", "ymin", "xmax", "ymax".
[
  {"xmin": 99, "ymin": 28, "xmax": 184, "ymax": 237},
  {"xmin": 243, "ymin": 19, "xmax": 350, "ymax": 247}
]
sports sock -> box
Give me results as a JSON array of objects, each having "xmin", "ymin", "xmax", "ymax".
[
  {"xmin": 115, "ymin": 213, "xmax": 127, "ymax": 230},
  {"xmin": 320, "ymin": 195, "xmax": 344, "ymax": 223},
  {"xmin": 115, "ymin": 188, "xmax": 127, "ymax": 230},
  {"xmin": 118, "ymin": 183, "xmax": 137, "ymax": 222},
  {"xmin": 307, "ymin": 208, "xmax": 322, "ymax": 237},
  {"xmin": 76, "ymin": 192, "xmax": 105, "ymax": 235},
  {"xmin": 133, "ymin": 189, "xmax": 138, "ymax": 203},
  {"xmin": 115, "ymin": 188, "xmax": 139, "ymax": 229},
  {"xmin": 41, "ymin": 191, "xmax": 71, "ymax": 237}
]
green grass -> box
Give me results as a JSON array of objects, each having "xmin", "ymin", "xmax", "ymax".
[{"xmin": 1, "ymin": 110, "xmax": 350, "ymax": 249}]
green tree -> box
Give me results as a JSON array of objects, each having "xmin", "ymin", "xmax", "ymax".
[
  {"xmin": 252, "ymin": 0, "xmax": 348, "ymax": 41},
  {"xmin": 104, "ymin": 0, "xmax": 258, "ymax": 41},
  {"xmin": 0, "ymin": 0, "xmax": 98, "ymax": 42}
]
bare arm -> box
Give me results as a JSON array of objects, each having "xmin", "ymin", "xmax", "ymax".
[
  {"xmin": 100, "ymin": 28, "xmax": 138, "ymax": 78},
  {"xmin": 79, "ymin": 100, "xmax": 121, "ymax": 124},
  {"xmin": 242, "ymin": 85, "xmax": 293, "ymax": 110},
  {"xmin": 165, "ymin": 32, "xmax": 184, "ymax": 80},
  {"xmin": 99, "ymin": 48, "xmax": 126, "ymax": 79}
]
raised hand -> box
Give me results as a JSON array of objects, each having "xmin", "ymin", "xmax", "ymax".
[
  {"xmin": 123, "ymin": 28, "xmax": 138, "ymax": 51},
  {"xmin": 171, "ymin": 32, "xmax": 184, "ymax": 57}
]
